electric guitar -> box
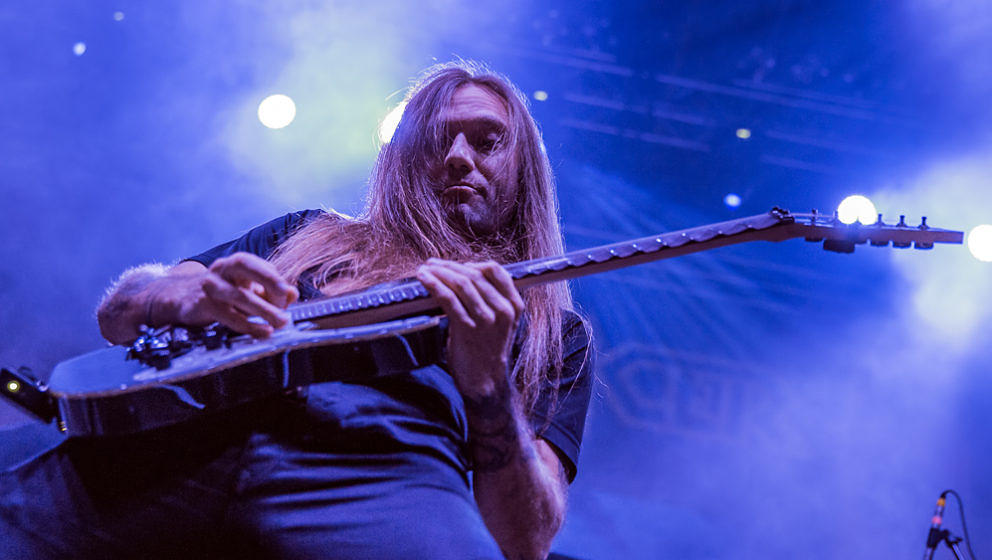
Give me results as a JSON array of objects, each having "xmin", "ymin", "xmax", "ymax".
[{"xmin": 0, "ymin": 208, "xmax": 963, "ymax": 438}]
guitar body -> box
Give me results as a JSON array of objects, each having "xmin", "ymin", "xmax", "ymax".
[{"xmin": 46, "ymin": 316, "xmax": 444, "ymax": 438}]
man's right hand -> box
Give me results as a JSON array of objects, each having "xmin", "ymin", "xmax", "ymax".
[
  {"xmin": 98, "ymin": 252, "xmax": 299, "ymax": 344},
  {"xmin": 166, "ymin": 253, "xmax": 299, "ymax": 338}
]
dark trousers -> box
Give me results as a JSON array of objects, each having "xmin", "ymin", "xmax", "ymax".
[{"xmin": 0, "ymin": 402, "xmax": 503, "ymax": 559}]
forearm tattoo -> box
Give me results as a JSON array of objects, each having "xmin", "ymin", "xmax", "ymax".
[{"xmin": 464, "ymin": 377, "xmax": 535, "ymax": 473}]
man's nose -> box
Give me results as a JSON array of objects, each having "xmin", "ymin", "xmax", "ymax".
[{"xmin": 444, "ymin": 133, "xmax": 475, "ymax": 176}]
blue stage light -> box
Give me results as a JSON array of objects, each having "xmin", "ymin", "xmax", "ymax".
[
  {"xmin": 967, "ymin": 224, "xmax": 992, "ymax": 262},
  {"xmin": 378, "ymin": 101, "xmax": 406, "ymax": 144},
  {"xmin": 257, "ymin": 94, "xmax": 296, "ymax": 129},
  {"xmin": 724, "ymin": 193, "xmax": 742, "ymax": 208},
  {"xmin": 837, "ymin": 195, "xmax": 877, "ymax": 225}
]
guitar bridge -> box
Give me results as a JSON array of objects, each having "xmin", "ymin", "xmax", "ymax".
[{"xmin": 126, "ymin": 324, "xmax": 232, "ymax": 370}]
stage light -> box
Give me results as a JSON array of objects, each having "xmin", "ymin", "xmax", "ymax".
[
  {"xmin": 724, "ymin": 193, "xmax": 742, "ymax": 208},
  {"xmin": 533, "ymin": 90, "xmax": 549, "ymax": 102},
  {"xmin": 837, "ymin": 195, "xmax": 877, "ymax": 225},
  {"xmin": 73, "ymin": 42, "xmax": 86, "ymax": 56},
  {"xmin": 113, "ymin": 11, "xmax": 125, "ymax": 21},
  {"xmin": 967, "ymin": 224, "xmax": 992, "ymax": 262},
  {"xmin": 257, "ymin": 94, "xmax": 296, "ymax": 129},
  {"xmin": 378, "ymin": 101, "xmax": 406, "ymax": 144},
  {"xmin": 736, "ymin": 128, "xmax": 751, "ymax": 139}
]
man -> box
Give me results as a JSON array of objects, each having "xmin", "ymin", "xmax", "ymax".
[{"xmin": 1, "ymin": 61, "xmax": 592, "ymax": 559}]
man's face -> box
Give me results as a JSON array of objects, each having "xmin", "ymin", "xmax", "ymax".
[{"xmin": 430, "ymin": 83, "xmax": 518, "ymax": 237}]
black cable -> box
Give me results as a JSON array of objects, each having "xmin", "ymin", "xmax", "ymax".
[{"xmin": 943, "ymin": 489, "xmax": 979, "ymax": 560}]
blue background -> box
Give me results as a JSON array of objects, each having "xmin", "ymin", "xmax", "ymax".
[{"xmin": 2, "ymin": 1, "xmax": 991, "ymax": 558}]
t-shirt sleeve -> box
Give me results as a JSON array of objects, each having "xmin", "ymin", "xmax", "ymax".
[
  {"xmin": 530, "ymin": 311, "xmax": 594, "ymax": 484},
  {"xmin": 184, "ymin": 209, "xmax": 324, "ymax": 267}
]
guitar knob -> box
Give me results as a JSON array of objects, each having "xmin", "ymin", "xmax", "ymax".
[
  {"xmin": 897, "ymin": 215, "xmax": 907, "ymax": 227},
  {"xmin": 203, "ymin": 326, "xmax": 223, "ymax": 350},
  {"xmin": 169, "ymin": 327, "xmax": 192, "ymax": 352},
  {"xmin": 147, "ymin": 336, "xmax": 172, "ymax": 370}
]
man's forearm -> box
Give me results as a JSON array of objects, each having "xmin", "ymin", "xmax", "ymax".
[
  {"xmin": 467, "ymin": 376, "xmax": 566, "ymax": 560},
  {"xmin": 96, "ymin": 263, "xmax": 169, "ymax": 344}
]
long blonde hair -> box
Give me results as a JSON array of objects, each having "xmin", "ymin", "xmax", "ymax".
[{"xmin": 269, "ymin": 61, "xmax": 573, "ymax": 413}]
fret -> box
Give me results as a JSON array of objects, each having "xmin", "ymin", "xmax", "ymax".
[
  {"xmin": 611, "ymin": 244, "xmax": 638, "ymax": 258},
  {"xmin": 504, "ymin": 263, "xmax": 528, "ymax": 279},
  {"xmin": 565, "ymin": 252, "xmax": 591, "ymax": 267}
]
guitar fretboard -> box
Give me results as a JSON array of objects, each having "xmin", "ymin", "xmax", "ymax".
[{"xmin": 289, "ymin": 210, "xmax": 790, "ymax": 323}]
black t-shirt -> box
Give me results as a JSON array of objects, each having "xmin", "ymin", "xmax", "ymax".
[{"xmin": 186, "ymin": 210, "xmax": 593, "ymax": 482}]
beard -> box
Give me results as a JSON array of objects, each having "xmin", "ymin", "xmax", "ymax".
[
  {"xmin": 444, "ymin": 200, "xmax": 497, "ymax": 238},
  {"xmin": 429, "ymin": 191, "xmax": 518, "ymax": 263},
  {"xmin": 438, "ymin": 186, "xmax": 500, "ymax": 238}
]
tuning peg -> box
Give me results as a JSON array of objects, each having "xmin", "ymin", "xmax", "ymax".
[
  {"xmin": 823, "ymin": 239, "xmax": 855, "ymax": 253},
  {"xmin": 919, "ymin": 216, "xmax": 929, "ymax": 230},
  {"xmin": 897, "ymin": 215, "xmax": 907, "ymax": 227},
  {"xmin": 870, "ymin": 217, "xmax": 889, "ymax": 245}
]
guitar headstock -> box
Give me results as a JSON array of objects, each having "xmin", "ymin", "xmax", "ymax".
[{"xmin": 779, "ymin": 208, "xmax": 964, "ymax": 253}]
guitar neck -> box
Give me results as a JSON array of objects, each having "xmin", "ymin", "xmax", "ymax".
[{"xmin": 290, "ymin": 208, "xmax": 963, "ymax": 329}]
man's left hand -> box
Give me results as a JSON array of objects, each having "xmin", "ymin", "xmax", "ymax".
[{"xmin": 416, "ymin": 258, "xmax": 525, "ymax": 396}]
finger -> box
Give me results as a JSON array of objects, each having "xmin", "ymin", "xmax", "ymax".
[
  {"xmin": 208, "ymin": 303, "xmax": 274, "ymax": 339},
  {"xmin": 417, "ymin": 267, "xmax": 476, "ymax": 328},
  {"xmin": 250, "ymin": 280, "xmax": 299, "ymax": 307},
  {"xmin": 424, "ymin": 262, "xmax": 496, "ymax": 324},
  {"xmin": 433, "ymin": 260, "xmax": 516, "ymax": 324},
  {"xmin": 470, "ymin": 261, "xmax": 525, "ymax": 319},
  {"xmin": 202, "ymin": 274, "xmax": 291, "ymax": 329},
  {"xmin": 210, "ymin": 253, "xmax": 297, "ymax": 308}
]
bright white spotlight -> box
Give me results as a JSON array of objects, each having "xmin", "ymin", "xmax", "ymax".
[
  {"xmin": 113, "ymin": 11, "xmax": 125, "ymax": 21},
  {"xmin": 967, "ymin": 224, "xmax": 992, "ymax": 262},
  {"xmin": 378, "ymin": 101, "xmax": 406, "ymax": 144},
  {"xmin": 837, "ymin": 195, "xmax": 877, "ymax": 225},
  {"xmin": 73, "ymin": 42, "xmax": 86, "ymax": 56},
  {"xmin": 724, "ymin": 193, "xmax": 742, "ymax": 208},
  {"xmin": 257, "ymin": 94, "xmax": 296, "ymax": 129},
  {"xmin": 533, "ymin": 90, "xmax": 549, "ymax": 102}
]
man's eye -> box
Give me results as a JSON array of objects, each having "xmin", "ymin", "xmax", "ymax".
[{"xmin": 478, "ymin": 135, "xmax": 501, "ymax": 152}]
